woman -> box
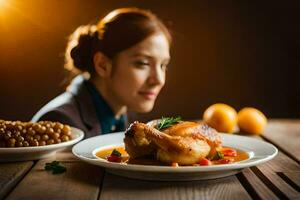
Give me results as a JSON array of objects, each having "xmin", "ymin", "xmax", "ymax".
[{"xmin": 32, "ymin": 8, "xmax": 172, "ymax": 138}]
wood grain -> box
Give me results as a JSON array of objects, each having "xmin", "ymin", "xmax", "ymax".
[
  {"xmin": 241, "ymin": 131, "xmax": 300, "ymax": 199},
  {"xmin": 280, "ymin": 172, "xmax": 300, "ymax": 192},
  {"xmin": 99, "ymin": 172, "xmax": 251, "ymax": 200},
  {"xmin": 55, "ymin": 147, "xmax": 79, "ymax": 161},
  {"xmin": 0, "ymin": 161, "xmax": 33, "ymax": 200},
  {"xmin": 5, "ymin": 155, "xmax": 104, "ymax": 200},
  {"xmin": 258, "ymin": 151, "xmax": 300, "ymax": 172},
  {"xmin": 254, "ymin": 151, "xmax": 300, "ymax": 199},
  {"xmin": 233, "ymin": 130, "xmax": 300, "ymax": 199},
  {"xmin": 263, "ymin": 119, "xmax": 300, "ymax": 163},
  {"xmin": 239, "ymin": 168, "xmax": 279, "ymax": 200}
]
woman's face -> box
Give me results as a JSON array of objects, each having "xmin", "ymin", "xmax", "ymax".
[{"xmin": 107, "ymin": 33, "xmax": 170, "ymax": 113}]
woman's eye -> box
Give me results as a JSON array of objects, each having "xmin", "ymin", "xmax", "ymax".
[{"xmin": 134, "ymin": 61, "xmax": 149, "ymax": 68}]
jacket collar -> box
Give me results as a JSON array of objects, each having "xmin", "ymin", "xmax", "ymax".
[{"xmin": 67, "ymin": 75, "xmax": 101, "ymax": 133}]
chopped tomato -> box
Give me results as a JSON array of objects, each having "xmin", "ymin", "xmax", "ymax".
[
  {"xmin": 107, "ymin": 155, "xmax": 122, "ymax": 163},
  {"xmin": 221, "ymin": 148, "xmax": 237, "ymax": 157},
  {"xmin": 219, "ymin": 158, "xmax": 234, "ymax": 164},
  {"xmin": 199, "ymin": 158, "xmax": 212, "ymax": 166}
]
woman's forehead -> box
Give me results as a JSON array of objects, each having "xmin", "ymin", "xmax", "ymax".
[{"xmin": 126, "ymin": 34, "xmax": 170, "ymax": 60}]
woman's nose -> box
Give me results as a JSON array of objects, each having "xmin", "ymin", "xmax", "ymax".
[{"xmin": 148, "ymin": 65, "xmax": 165, "ymax": 86}]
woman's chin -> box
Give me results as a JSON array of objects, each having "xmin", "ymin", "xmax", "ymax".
[{"xmin": 130, "ymin": 102, "xmax": 155, "ymax": 113}]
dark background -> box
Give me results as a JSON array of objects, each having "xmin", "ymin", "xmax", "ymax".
[{"xmin": 0, "ymin": 0, "xmax": 299, "ymax": 122}]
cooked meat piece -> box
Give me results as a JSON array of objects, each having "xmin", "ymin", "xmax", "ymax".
[{"xmin": 124, "ymin": 121, "xmax": 222, "ymax": 165}]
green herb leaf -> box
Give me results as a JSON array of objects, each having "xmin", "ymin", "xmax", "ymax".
[
  {"xmin": 156, "ymin": 116, "xmax": 182, "ymax": 130},
  {"xmin": 52, "ymin": 165, "xmax": 67, "ymax": 174},
  {"xmin": 44, "ymin": 161, "xmax": 67, "ymax": 174},
  {"xmin": 111, "ymin": 149, "xmax": 121, "ymax": 157},
  {"xmin": 45, "ymin": 165, "xmax": 52, "ymax": 171},
  {"xmin": 213, "ymin": 151, "xmax": 224, "ymax": 160}
]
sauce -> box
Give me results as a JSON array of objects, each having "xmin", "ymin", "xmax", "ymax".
[
  {"xmin": 96, "ymin": 147, "xmax": 129, "ymax": 163},
  {"xmin": 95, "ymin": 146, "xmax": 249, "ymax": 166}
]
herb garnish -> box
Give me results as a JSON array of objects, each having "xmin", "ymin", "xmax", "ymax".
[
  {"xmin": 214, "ymin": 151, "xmax": 224, "ymax": 160},
  {"xmin": 111, "ymin": 149, "xmax": 121, "ymax": 157},
  {"xmin": 156, "ymin": 116, "xmax": 182, "ymax": 130},
  {"xmin": 44, "ymin": 161, "xmax": 67, "ymax": 174},
  {"xmin": 107, "ymin": 149, "xmax": 122, "ymax": 162}
]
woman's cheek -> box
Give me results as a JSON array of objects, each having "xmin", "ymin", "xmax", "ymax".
[{"xmin": 131, "ymin": 70, "xmax": 149, "ymax": 86}]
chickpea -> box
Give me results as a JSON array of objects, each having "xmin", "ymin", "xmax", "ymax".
[
  {"xmin": 28, "ymin": 128, "xmax": 36, "ymax": 136},
  {"xmin": 46, "ymin": 139, "xmax": 55, "ymax": 145},
  {"xmin": 54, "ymin": 123, "xmax": 64, "ymax": 130},
  {"xmin": 62, "ymin": 125, "xmax": 71, "ymax": 135},
  {"xmin": 61, "ymin": 135, "xmax": 70, "ymax": 142},
  {"xmin": 6, "ymin": 123, "xmax": 13, "ymax": 129},
  {"xmin": 4, "ymin": 131, "xmax": 12, "ymax": 140},
  {"xmin": 50, "ymin": 122, "xmax": 56, "ymax": 128},
  {"xmin": 65, "ymin": 131, "xmax": 71, "ymax": 137},
  {"xmin": 13, "ymin": 131, "xmax": 21, "ymax": 137},
  {"xmin": 54, "ymin": 138, "xmax": 61, "ymax": 144},
  {"xmin": 52, "ymin": 132, "xmax": 60, "ymax": 139},
  {"xmin": 46, "ymin": 127, "xmax": 54, "ymax": 135},
  {"xmin": 26, "ymin": 122, "xmax": 33, "ymax": 128},
  {"xmin": 22, "ymin": 141, "xmax": 29, "ymax": 147},
  {"xmin": 22, "ymin": 129, "xmax": 27, "ymax": 134},
  {"xmin": 7, "ymin": 138, "xmax": 16, "ymax": 147},
  {"xmin": 16, "ymin": 141, "xmax": 23, "ymax": 147},
  {"xmin": 39, "ymin": 141, "xmax": 46, "ymax": 146},
  {"xmin": 25, "ymin": 135, "xmax": 33, "ymax": 142},
  {"xmin": 38, "ymin": 126, "xmax": 46, "ymax": 134},
  {"xmin": 17, "ymin": 136, "xmax": 24, "ymax": 142},
  {"xmin": 30, "ymin": 139, "xmax": 39, "ymax": 146},
  {"xmin": 33, "ymin": 134, "xmax": 41, "ymax": 141},
  {"xmin": 41, "ymin": 134, "xmax": 49, "ymax": 141},
  {"xmin": 32, "ymin": 124, "xmax": 41, "ymax": 131},
  {"xmin": 55, "ymin": 128, "xmax": 61, "ymax": 134},
  {"xmin": 0, "ymin": 124, "xmax": 6, "ymax": 130},
  {"xmin": 17, "ymin": 125, "xmax": 22, "ymax": 131}
]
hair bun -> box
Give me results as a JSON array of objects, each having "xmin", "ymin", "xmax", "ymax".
[{"xmin": 69, "ymin": 25, "xmax": 99, "ymax": 73}]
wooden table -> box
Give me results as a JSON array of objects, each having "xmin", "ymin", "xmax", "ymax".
[{"xmin": 1, "ymin": 119, "xmax": 299, "ymax": 200}]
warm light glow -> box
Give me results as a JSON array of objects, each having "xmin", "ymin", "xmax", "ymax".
[
  {"xmin": 0, "ymin": 0, "xmax": 8, "ymax": 8},
  {"xmin": 0, "ymin": 0, "xmax": 9, "ymax": 14},
  {"xmin": 0, "ymin": 0, "xmax": 10, "ymax": 27},
  {"xmin": 0, "ymin": 0, "xmax": 45, "ymax": 30}
]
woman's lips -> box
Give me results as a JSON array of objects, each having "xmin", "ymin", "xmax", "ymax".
[{"xmin": 138, "ymin": 91, "xmax": 158, "ymax": 100}]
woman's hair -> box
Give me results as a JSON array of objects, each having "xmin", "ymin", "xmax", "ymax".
[{"xmin": 64, "ymin": 7, "xmax": 172, "ymax": 76}]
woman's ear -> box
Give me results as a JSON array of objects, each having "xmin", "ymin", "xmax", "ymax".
[{"xmin": 93, "ymin": 51, "xmax": 112, "ymax": 78}]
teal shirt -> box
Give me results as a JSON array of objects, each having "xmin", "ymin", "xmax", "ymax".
[{"xmin": 85, "ymin": 81, "xmax": 126, "ymax": 134}]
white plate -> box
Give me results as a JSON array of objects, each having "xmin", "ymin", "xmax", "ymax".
[
  {"xmin": 0, "ymin": 127, "xmax": 84, "ymax": 162},
  {"xmin": 72, "ymin": 132, "xmax": 278, "ymax": 181}
]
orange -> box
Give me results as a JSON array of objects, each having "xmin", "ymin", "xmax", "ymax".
[
  {"xmin": 203, "ymin": 103, "xmax": 237, "ymax": 133},
  {"xmin": 237, "ymin": 107, "xmax": 267, "ymax": 135}
]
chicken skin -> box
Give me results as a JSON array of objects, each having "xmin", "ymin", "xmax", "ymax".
[{"xmin": 124, "ymin": 121, "xmax": 222, "ymax": 165}]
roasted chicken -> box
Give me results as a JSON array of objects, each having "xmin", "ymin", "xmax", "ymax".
[{"xmin": 124, "ymin": 121, "xmax": 222, "ymax": 165}]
